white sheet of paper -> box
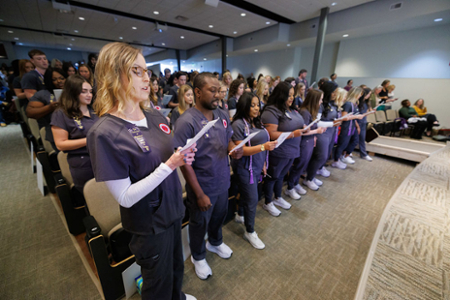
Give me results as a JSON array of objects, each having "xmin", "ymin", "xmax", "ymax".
[
  {"xmin": 303, "ymin": 118, "xmax": 320, "ymax": 131},
  {"xmin": 310, "ymin": 81, "xmax": 316, "ymax": 87},
  {"xmin": 122, "ymin": 262, "xmax": 141, "ymax": 299},
  {"xmin": 335, "ymin": 112, "xmax": 354, "ymax": 121},
  {"xmin": 373, "ymin": 104, "xmax": 382, "ymax": 110},
  {"xmin": 275, "ymin": 132, "xmax": 292, "ymax": 148},
  {"xmin": 181, "ymin": 118, "xmax": 220, "ymax": 151},
  {"xmin": 229, "ymin": 131, "xmax": 260, "ymax": 154}
]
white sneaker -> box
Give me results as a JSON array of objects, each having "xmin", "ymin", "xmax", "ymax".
[
  {"xmin": 263, "ymin": 202, "xmax": 281, "ymax": 217},
  {"xmin": 341, "ymin": 156, "xmax": 355, "ymax": 164},
  {"xmin": 273, "ymin": 197, "xmax": 292, "ymax": 210},
  {"xmin": 284, "ymin": 188, "xmax": 301, "ymax": 200},
  {"xmin": 293, "ymin": 183, "xmax": 307, "ymax": 195},
  {"xmin": 206, "ymin": 242, "xmax": 233, "ymax": 259},
  {"xmin": 361, "ymin": 155, "xmax": 373, "ymax": 162},
  {"xmin": 349, "ymin": 153, "xmax": 353, "ymax": 157},
  {"xmin": 186, "ymin": 294, "xmax": 197, "ymax": 300},
  {"xmin": 316, "ymin": 166, "xmax": 331, "ymax": 178},
  {"xmin": 190, "ymin": 256, "xmax": 212, "ymax": 280},
  {"xmin": 331, "ymin": 160, "xmax": 347, "ymax": 170},
  {"xmin": 234, "ymin": 213, "xmax": 244, "ymax": 223},
  {"xmin": 244, "ymin": 231, "xmax": 265, "ymax": 250},
  {"xmin": 303, "ymin": 180, "xmax": 319, "ymax": 191},
  {"xmin": 313, "ymin": 178, "xmax": 323, "ymax": 186}
]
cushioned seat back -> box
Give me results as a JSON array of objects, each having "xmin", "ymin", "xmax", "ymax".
[
  {"xmin": 83, "ymin": 179, "xmax": 121, "ymax": 236},
  {"xmin": 366, "ymin": 113, "xmax": 377, "ymax": 124},
  {"xmin": 57, "ymin": 151, "xmax": 74, "ymax": 187},
  {"xmin": 375, "ymin": 110, "xmax": 387, "ymax": 122},
  {"xmin": 385, "ymin": 109, "xmax": 397, "ymax": 121},
  {"xmin": 28, "ymin": 118, "xmax": 41, "ymax": 142},
  {"xmin": 40, "ymin": 127, "xmax": 55, "ymax": 155}
]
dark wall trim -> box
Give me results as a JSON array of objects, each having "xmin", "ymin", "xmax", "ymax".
[{"xmin": 221, "ymin": 0, "xmax": 295, "ymax": 24}]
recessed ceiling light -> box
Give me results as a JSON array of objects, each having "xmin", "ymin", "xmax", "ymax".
[
  {"xmin": 434, "ymin": 18, "xmax": 443, "ymax": 22},
  {"xmin": 119, "ymin": 36, "xmax": 123, "ymax": 39},
  {"xmin": 182, "ymin": 60, "xmax": 185, "ymax": 63},
  {"xmin": 180, "ymin": 36, "xmax": 185, "ymax": 39},
  {"xmin": 74, "ymin": 30, "xmax": 79, "ymax": 33},
  {"xmin": 18, "ymin": 43, "xmax": 23, "ymax": 45},
  {"xmin": 266, "ymin": 21, "xmax": 270, "ymax": 25},
  {"xmin": 254, "ymin": 49, "xmax": 258, "ymax": 52},
  {"xmin": 67, "ymin": 47, "xmax": 71, "ymax": 50},
  {"xmin": 71, "ymin": 38, "xmax": 75, "ymax": 41},
  {"xmin": 162, "ymin": 42, "xmax": 165, "ymax": 46},
  {"xmin": 0, "ymin": 19, "xmax": 3, "ymax": 22},
  {"xmin": 14, "ymin": 37, "xmax": 19, "ymax": 40},
  {"xmin": 132, "ymin": 26, "xmax": 137, "ymax": 30},
  {"xmin": 233, "ymin": 31, "xmax": 237, "ymax": 34},
  {"xmin": 331, "ymin": 2, "xmax": 337, "ymax": 6},
  {"xmin": 153, "ymin": 11, "xmax": 159, "ymax": 15},
  {"xmin": 287, "ymin": 44, "xmax": 291, "ymax": 47},
  {"xmin": 203, "ymin": 58, "xmax": 207, "ymax": 60},
  {"xmin": 69, "ymin": 43, "xmax": 72, "ymax": 46},
  {"xmin": 208, "ymin": 25, "xmax": 213, "ymax": 28},
  {"xmin": 79, "ymin": 17, "xmax": 85, "ymax": 20},
  {"xmin": 8, "ymin": 30, "xmax": 13, "ymax": 33},
  {"xmin": 226, "ymin": 55, "xmax": 228, "ymax": 57},
  {"xmin": 241, "ymin": 13, "xmax": 246, "ymax": 17},
  {"xmin": 343, "ymin": 34, "xmax": 349, "ymax": 37}
]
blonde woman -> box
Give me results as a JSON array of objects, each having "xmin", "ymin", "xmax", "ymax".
[
  {"xmin": 170, "ymin": 84, "xmax": 194, "ymax": 127},
  {"xmin": 86, "ymin": 42, "xmax": 196, "ymax": 300},
  {"xmin": 334, "ymin": 87, "xmax": 347, "ymax": 110},
  {"xmin": 293, "ymin": 82, "xmax": 305, "ymax": 109},
  {"xmin": 332, "ymin": 87, "xmax": 364, "ymax": 169},
  {"xmin": 217, "ymin": 82, "xmax": 228, "ymax": 110},
  {"xmin": 255, "ymin": 79, "xmax": 269, "ymax": 107}
]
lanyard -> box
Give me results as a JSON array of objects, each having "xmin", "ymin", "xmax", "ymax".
[
  {"xmin": 125, "ymin": 123, "xmax": 151, "ymax": 153},
  {"xmin": 243, "ymin": 119, "xmax": 270, "ymax": 184}
]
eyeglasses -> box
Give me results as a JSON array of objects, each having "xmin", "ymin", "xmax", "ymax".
[{"xmin": 131, "ymin": 66, "xmax": 149, "ymax": 78}]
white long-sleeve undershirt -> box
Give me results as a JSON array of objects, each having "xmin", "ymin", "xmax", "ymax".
[
  {"xmin": 104, "ymin": 117, "xmax": 174, "ymax": 208},
  {"xmin": 317, "ymin": 113, "xmax": 334, "ymax": 128}
]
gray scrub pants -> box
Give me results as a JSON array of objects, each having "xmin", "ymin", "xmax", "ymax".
[
  {"xmin": 264, "ymin": 156, "xmax": 295, "ymax": 204},
  {"xmin": 287, "ymin": 137, "xmax": 314, "ymax": 189},
  {"xmin": 306, "ymin": 127, "xmax": 335, "ymax": 181},
  {"xmin": 128, "ymin": 220, "xmax": 186, "ymax": 300},
  {"xmin": 334, "ymin": 127, "xmax": 358, "ymax": 160},
  {"xmin": 186, "ymin": 189, "xmax": 228, "ymax": 260},
  {"xmin": 234, "ymin": 170, "xmax": 259, "ymax": 233},
  {"xmin": 357, "ymin": 121, "xmax": 368, "ymax": 157}
]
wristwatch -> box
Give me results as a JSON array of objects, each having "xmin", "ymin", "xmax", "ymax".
[{"xmin": 260, "ymin": 144, "xmax": 265, "ymax": 152}]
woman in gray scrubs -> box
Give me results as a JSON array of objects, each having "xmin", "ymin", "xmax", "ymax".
[{"xmin": 86, "ymin": 42, "xmax": 197, "ymax": 300}]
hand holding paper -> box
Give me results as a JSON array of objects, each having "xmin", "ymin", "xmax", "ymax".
[
  {"xmin": 229, "ymin": 131, "xmax": 260, "ymax": 154},
  {"xmin": 181, "ymin": 118, "xmax": 219, "ymax": 151},
  {"xmin": 275, "ymin": 132, "xmax": 292, "ymax": 148},
  {"xmin": 303, "ymin": 118, "xmax": 320, "ymax": 131}
]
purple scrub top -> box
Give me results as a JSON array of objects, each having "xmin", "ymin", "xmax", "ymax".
[
  {"xmin": 87, "ymin": 109, "xmax": 184, "ymax": 235},
  {"xmin": 173, "ymin": 107, "xmax": 233, "ymax": 197},
  {"xmin": 299, "ymin": 108, "xmax": 317, "ymax": 141},
  {"xmin": 261, "ymin": 105, "xmax": 304, "ymax": 159}
]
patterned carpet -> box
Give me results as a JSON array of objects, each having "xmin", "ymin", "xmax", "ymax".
[{"xmin": 357, "ymin": 143, "xmax": 450, "ymax": 300}]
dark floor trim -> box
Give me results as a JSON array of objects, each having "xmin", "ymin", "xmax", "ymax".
[{"xmin": 220, "ymin": 0, "xmax": 296, "ymax": 24}]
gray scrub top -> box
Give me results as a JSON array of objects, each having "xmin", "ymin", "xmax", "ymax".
[
  {"xmin": 340, "ymin": 101, "xmax": 356, "ymax": 135},
  {"xmin": 169, "ymin": 85, "xmax": 179, "ymax": 104},
  {"xmin": 231, "ymin": 118, "xmax": 269, "ymax": 175},
  {"xmin": 228, "ymin": 97, "xmax": 237, "ymax": 110},
  {"xmin": 300, "ymin": 108, "xmax": 317, "ymax": 141},
  {"xmin": 21, "ymin": 70, "xmax": 46, "ymax": 92},
  {"xmin": 261, "ymin": 105, "xmax": 304, "ymax": 159},
  {"xmin": 173, "ymin": 107, "xmax": 233, "ymax": 197},
  {"xmin": 319, "ymin": 101, "xmax": 338, "ymax": 122},
  {"xmin": 170, "ymin": 107, "xmax": 181, "ymax": 128},
  {"xmin": 87, "ymin": 109, "xmax": 184, "ymax": 235}
]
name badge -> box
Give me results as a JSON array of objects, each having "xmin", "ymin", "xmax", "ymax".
[
  {"xmin": 126, "ymin": 124, "xmax": 151, "ymax": 153},
  {"xmin": 201, "ymin": 119, "xmax": 210, "ymax": 138},
  {"xmin": 74, "ymin": 118, "xmax": 84, "ymax": 130},
  {"xmin": 285, "ymin": 111, "xmax": 292, "ymax": 119}
]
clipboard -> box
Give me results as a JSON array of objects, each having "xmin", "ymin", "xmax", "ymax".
[{"xmin": 162, "ymin": 95, "xmax": 173, "ymax": 106}]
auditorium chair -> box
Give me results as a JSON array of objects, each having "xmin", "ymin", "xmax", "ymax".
[
  {"xmin": 375, "ymin": 110, "xmax": 394, "ymax": 135},
  {"xmin": 33, "ymin": 127, "xmax": 58, "ymax": 193},
  {"xmin": 83, "ymin": 179, "xmax": 135, "ymax": 300},
  {"xmin": 385, "ymin": 109, "xmax": 403, "ymax": 137},
  {"xmin": 55, "ymin": 151, "xmax": 88, "ymax": 235},
  {"xmin": 366, "ymin": 113, "xmax": 384, "ymax": 135},
  {"xmin": 13, "ymin": 97, "xmax": 32, "ymax": 140},
  {"xmin": 27, "ymin": 118, "xmax": 42, "ymax": 151}
]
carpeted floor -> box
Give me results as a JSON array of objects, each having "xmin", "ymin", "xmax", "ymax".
[
  {"xmin": 0, "ymin": 124, "xmax": 417, "ymax": 300},
  {"xmin": 358, "ymin": 144, "xmax": 450, "ymax": 300},
  {"xmin": 0, "ymin": 125, "xmax": 101, "ymax": 300}
]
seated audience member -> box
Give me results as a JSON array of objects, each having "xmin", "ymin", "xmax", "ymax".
[
  {"xmin": 78, "ymin": 64, "xmax": 94, "ymax": 86},
  {"xmin": 51, "ymin": 75, "xmax": 98, "ymax": 192},
  {"xmin": 217, "ymin": 83, "xmax": 228, "ymax": 110},
  {"xmin": 227, "ymin": 79, "xmax": 245, "ymax": 118},
  {"xmin": 246, "ymin": 76, "xmax": 257, "ymax": 94},
  {"xmin": 264, "ymin": 75, "xmax": 272, "ymax": 84},
  {"xmin": 412, "ymin": 98, "xmax": 440, "ymax": 136},
  {"xmin": 213, "ymin": 71, "xmax": 220, "ymax": 79},
  {"xmin": 13, "ymin": 59, "xmax": 34, "ymax": 107},
  {"xmin": 170, "ymin": 84, "xmax": 194, "ymax": 128},
  {"xmin": 269, "ymin": 76, "xmax": 280, "ymax": 94},
  {"xmin": 344, "ymin": 79, "xmax": 353, "ymax": 91},
  {"xmin": 62, "ymin": 62, "xmax": 77, "ymax": 76},
  {"xmin": 222, "ymin": 71, "xmax": 232, "ymax": 92},
  {"xmin": 87, "ymin": 53, "xmax": 97, "ymax": 73},
  {"xmin": 26, "ymin": 68, "xmax": 67, "ymax": 149},
  {"xmin": 149, "ymin": 76, "xmax": 163, "ymax": 109},
  {"xmin": 399, "ymin": 99, "xmax": 434, "ymax": 139},
  {"xmin": 293, "ymin": 82, "xmax": 305, "ymax": 110},
  {"xmin": 21, "ymin": 49, "xmax": 49, "ymax": 100},
  {"xmin": 51, "ymin": 58, "xmax": 63, "ymax": 69},
  {"xmin": 255, "ymin": 79, "xmax": 269, "ymax": 108},
  {"xmin": 237, "ymin": 73, "xmax": 245, "ymax": 81},
  {"xmin": 231, "ymin": 92, "xmax": 277, "ymax": 249},
  {"xmin": 168, "ymin": 72, "xmax": 187, "ymax": 108}
]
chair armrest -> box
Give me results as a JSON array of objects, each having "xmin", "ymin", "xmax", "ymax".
[{"xmin": 83, "ymin": 215, "xmax": 102, "ymax": 239}]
